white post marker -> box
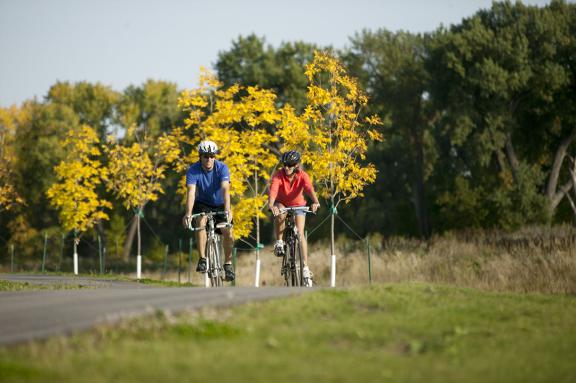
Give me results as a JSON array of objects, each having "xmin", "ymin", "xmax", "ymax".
[
  {"xmin": 330, "ymin": 254, "xmax": 336, "ymax": 287},
  {"xmin": 254, "ymin": 258, "xmax": 261, "ymax": 287},
  {"xmin": 136, "ymin": 255, "xmax": 142, "ymax": 280},
  {"xmin": 73, "ymin": 252, "xmax": 78, "ymax": 275},
  {"xmin": 204, "ymin": 272, "xmax": 210, "ymax": 287}
]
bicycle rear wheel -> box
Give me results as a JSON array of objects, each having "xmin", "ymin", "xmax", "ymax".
[{"xmin": 206, "ymin": 238, "xmax": 222, "ymax": 287}]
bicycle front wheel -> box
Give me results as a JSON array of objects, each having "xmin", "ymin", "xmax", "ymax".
[
  {"xmin": 290, "ymin": 237, "xmax": 303, "ymax": 287},
  {"xmin": 293, "ymin": 236, "xmax": 303, "ymax": 286},
  {"xmin": 206, "ymin": 238, "xmax": 222, "ymax": 287}
]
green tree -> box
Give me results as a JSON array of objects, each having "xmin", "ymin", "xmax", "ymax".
[
  {"xmin": 13, "ymin": 101, "xmax": 81, "ymax": 231},
  {"xmin": 345, "ymin": 29, "xmax": 437, "ymax": 238},
  {"xmin": 427, "ymin": 0, "xmax": 576, "ymax": 227},
  {"xmin": 113, "ymin": 80, "xmax": 184, "ymax": 260},
  {"xmin": 216, "ymin": 34, "xmax": 318, "ymax": 113},
  {"xmin": 46, "ymin": 81, "xmax": 119, "ymax": 141}
]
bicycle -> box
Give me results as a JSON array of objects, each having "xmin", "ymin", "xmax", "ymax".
[
  {"xmin": 275, "ymin": 206, "xmax": 314, "ymax": 287},
  {"xmin": 188, "ymin": 211, "xmax": 232, "ymax": 287}
]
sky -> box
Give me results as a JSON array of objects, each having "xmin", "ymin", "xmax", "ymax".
[{"xmin": 0, "ymin": 0, "xmax": 555, "ymax": 107}]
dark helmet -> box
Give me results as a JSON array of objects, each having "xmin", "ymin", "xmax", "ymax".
[{"xmin": 281, "ymin": 150, "xmax": 301, "ymax": 166}]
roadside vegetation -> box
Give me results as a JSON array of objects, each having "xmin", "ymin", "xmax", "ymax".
[
  {"xmin": 0, "ymin": 280, "xmax": 91, "ymax": 291},
  {"xmin": 1, "ymin": 283, "xmax": 575, "ymax": 383}
]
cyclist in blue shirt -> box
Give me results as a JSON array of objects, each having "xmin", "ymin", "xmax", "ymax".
[{"xmin": 182, "ymin": 140, "xmax": 235, "ymax": 281}]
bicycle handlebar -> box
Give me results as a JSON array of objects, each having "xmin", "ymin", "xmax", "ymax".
[
  {"xmin": 275, "ymin": 206, "xmax": 316, "ymax": 216},
  {"xmin": 191, "ymin": 211, "xmax": 228, "ymax": 219},
  {"xmin": 187, "ymin": 211, "xmax": 232, "ymax": 231}
]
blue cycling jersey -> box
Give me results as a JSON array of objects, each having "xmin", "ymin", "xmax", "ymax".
[{"xmin": 185, "ymin": 160, "xmax": 230, "ymax": 206}]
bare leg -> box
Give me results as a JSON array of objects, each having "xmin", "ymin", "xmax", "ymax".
[
  {"xmin": 273, "ymin": 203, "xmax": 287, "ymax": 241},
  {"xmin": 295, "ymin": 214, "xmax": 308, "ymax": 265},
  {"xmin": 195, "ymin": 216, "xmax": 207, "ymax": 258},
  {"xmin": 221, "ymin": 227, "xmax": 234, "ymax": 263}
]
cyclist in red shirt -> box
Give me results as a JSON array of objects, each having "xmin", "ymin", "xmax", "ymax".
[{"xmin": 268, "ymin": 150, "xmax": 320, "ymax": 287}]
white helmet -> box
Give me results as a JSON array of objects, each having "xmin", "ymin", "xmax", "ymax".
[{"xmin": 197, "ymin": 140, "xmax": 219, "ymax": 155}]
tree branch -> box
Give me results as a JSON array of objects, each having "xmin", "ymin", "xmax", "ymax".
[
  {"xmin": 547, "ymin": 125, "xmax": 576, "ymax": 201},
  {"xmin": 550, "ymin": 155, "xmax": 576, "ymax": 211}
]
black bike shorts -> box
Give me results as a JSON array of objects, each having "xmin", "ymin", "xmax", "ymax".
[{"xmin": 192, "ymin": 201, "xmax": 232, "ymax": 234}]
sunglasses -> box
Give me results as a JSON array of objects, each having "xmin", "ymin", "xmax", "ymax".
[
  {"xmin": 283, "ymin": 163, "xmax": 297, "ymax": 168},
  {"xmin": 202, "ymin": 154, "xmax": 215, "ymax": 159}
]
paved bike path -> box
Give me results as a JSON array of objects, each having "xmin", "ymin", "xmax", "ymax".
[{"xmin": 0, "ymin": 275, "xmax": 312, "ymax": 346}]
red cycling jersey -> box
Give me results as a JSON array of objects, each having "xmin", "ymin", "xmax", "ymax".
[{"xmin": 269, "ymin": 169, "xmax": 314, "ymax": 207}]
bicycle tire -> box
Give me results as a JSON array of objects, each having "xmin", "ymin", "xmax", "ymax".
[
  {"xmin": 288, "ymin": 235, "xmax": 301, "ymax": 287},
  {"xmin": 281, "ymin": 253, "xmax": 290, "ymax": 286},
  {"xmin": 294, "ymin": 234, "xmax": 304, "ymax": 286},
  {"xmin": 281, "ymin": 231, "xmax": 291, "ymax": 286},
  {"xmin": 206, "ymin": 238, "xmax": 222, "ymax": 287}
]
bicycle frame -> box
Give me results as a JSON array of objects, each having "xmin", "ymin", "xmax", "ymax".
[
  {"xmin": 188, "ymin": 211, "xmax": 232, "ymax": 287},
  {"xmin": 277, "ymin": 206, "xmax": 310, "ymax": 287}
]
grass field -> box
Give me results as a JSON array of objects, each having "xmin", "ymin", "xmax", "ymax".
[{"xmin": 1, "ymin": 283, "xmax": 575, "ymax": 383}]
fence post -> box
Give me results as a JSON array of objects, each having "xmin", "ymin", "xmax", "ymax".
[
  {"xmin": 188, "ymin": 238, "xmax": 193, "ymax": 284},
  {"xmin": 178, "ymin": 239, "xmax": 182, "ymax": 284},
  {"xmin": 42, "ymin": 232, "xmax": 48, "ymax": 273},
  {"xmin": 232, "ymin": 247, "xmax": 237, "ymax": 287},
  {"xmin": 58, "ymin": 234, "xmax": 64, "ymax": 272},
  {"xmin": 11, "ymin": 244, "xmax": 15, "ymax": 273},
  {"xmin": 73, "ymin": 231, "xmax": 79, "ymax": 276},
  {"xmin": 162, "ymin": 244, "xmax": 169, "ymax": 281},
  {"xmin": 103, "ymin": 246, "xmax": 107, "ymax": 274},
  {"xmin": 366, "ymin": 239, "xmax": 372, "ymax": 284},
  {"xmin": 98, "ymin": 235, "xmax": 103, "ymax": 274}
]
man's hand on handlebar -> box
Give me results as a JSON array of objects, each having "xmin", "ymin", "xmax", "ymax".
[{"xmin": 183, "ymin": 214, "xmax": 193, "ymax": 229}]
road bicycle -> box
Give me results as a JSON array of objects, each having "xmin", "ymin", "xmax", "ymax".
[
  {"xmin": 188, "ymin": 211, "xmax": 232, "ymax": 287},
  {"xmin": 275, "ymin": 206, "xmax": 313, "ymax": 287}
]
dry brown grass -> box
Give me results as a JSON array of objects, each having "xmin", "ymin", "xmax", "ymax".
[{"xmin": 232, "ymin": 225, "xmax": 576, "ymax": 294}]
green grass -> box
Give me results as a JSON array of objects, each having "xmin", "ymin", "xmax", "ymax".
[
  {"xmin": 1, "ymin": 283, "xmax": 575, "ymax": 383},
  {"xmin": 0, "ymin": 280, "xmax": 93, "ymax": 291}
]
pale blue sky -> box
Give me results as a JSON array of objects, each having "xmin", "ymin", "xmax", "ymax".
[{"xmin": 0, "ymin": 0, "xmax": 553, "ymax": 107}]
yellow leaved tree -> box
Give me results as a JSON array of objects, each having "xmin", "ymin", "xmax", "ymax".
[
  {"xmin": 0, "ymin": 106, "xmax": 24, "ymax": 211},
  {"xmin": 176, "ymin": 69, "xmax": 280, "ymax": 241},
  {"xmin": 46, "ymin": 125, "xmax": 111, "ymax": 274},
  {"xmin": 104, "ymin": 129, "xmax": 179, "ymax": 279},
  {"xmin": 277, "ymin": 51, "xmax": 384, "ymax": 286}
]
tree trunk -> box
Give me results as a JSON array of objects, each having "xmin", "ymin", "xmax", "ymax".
[
  {"xmin": 504, "ymin": 136, "xmax": 520, "ymax": 182},
  {"xmin": 137, "ymin": 212, "xmax": 141, "ymax": 257},
  {"xmin": 122, "ymin": 214, "xmax": 137, "ymax": 262},
  {"xmin": 546, "ymin": 126, "xmax": 576, "ymax": 217}
]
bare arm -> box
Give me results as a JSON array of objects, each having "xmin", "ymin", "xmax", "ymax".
[
  {"xmin": 221, "ymin": 180, "xmax": 232, "ymax": 222},
  {"xmin": 308, "ymin": 189, "xmax": 321, "ymax": 213},
  {"xmin": 268, "ymin": 174, "xmax": 280, "ymax": 216},
  {"xmin": 182, "ymin": 184, "xmax": 196, "ymax": 228}
]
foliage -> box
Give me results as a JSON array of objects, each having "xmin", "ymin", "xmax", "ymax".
[
  {"xmin": 104, "ymin": 135, "xmax": 178, "ymax": 210},
  {"xmin": 216, "ymin": 34, "xmax": 318, "ymax": 112},
  {"xmin": 284, "ymin": 50, "xmax": 383, "ymax": 206},
  {"xmin": 0, "ymin": 106, "xmax": 24, "ymax": 211},
  {"xmin": 344, "ymin": 30, "xmax": 436, "ymax": 237},
  {"xmin": 46, "ymin": 126, "xmax": 111, "ymax": 233},
  {"xmin": 1, "ymin": 284, "xmax": 576, "ymax": 382},
  {"xmin": 427, "ymin": 0, "xmax": 576, "ymax": 227},
  {"xmin": 46, "ymin": 81, "xmax": 119, "ymax": 140}
]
